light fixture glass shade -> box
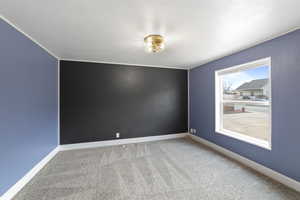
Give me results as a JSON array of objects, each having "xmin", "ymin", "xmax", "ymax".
[{"xmin": 144, "ymin": 35, "xmax": 165, "ymax": 53}]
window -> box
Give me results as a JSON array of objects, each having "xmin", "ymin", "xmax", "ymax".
[{"xmin": 215, "ymin": 58, "xmax": 271, "ymax": 149}]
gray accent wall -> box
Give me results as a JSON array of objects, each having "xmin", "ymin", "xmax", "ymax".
[
  {"xmin": 60, "ymin": 61, "xmax": 188, "ymax": 144},
  {"xmin": 0, "ymin": 19, "xmax": 58, "ymax": 195},
  {"xmin": 190, "ymin": 29, "xmax": 300, "ymax": 182}
]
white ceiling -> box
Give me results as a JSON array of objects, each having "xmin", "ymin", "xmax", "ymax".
[{"xmin": 1, "ymin": 0, "xmax": 300, "ymax": 69}]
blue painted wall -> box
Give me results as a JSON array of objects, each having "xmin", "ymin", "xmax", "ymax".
[
  {"xmin": 0, "ymin": 19, "xmax": 58, "ymax": 195},
  {"xmin": 190, "ymin": 29, "xmax": 300, "ymax": 182}
]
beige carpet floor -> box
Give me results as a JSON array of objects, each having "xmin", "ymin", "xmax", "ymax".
[{"xmin": 13, "ymin": 138, "xmax": 300, "ymax": 200}]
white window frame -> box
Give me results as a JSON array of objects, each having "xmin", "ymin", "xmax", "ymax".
[{"xmin": 215, "ymin": 57, "xmax": 272, "ymax": 150}]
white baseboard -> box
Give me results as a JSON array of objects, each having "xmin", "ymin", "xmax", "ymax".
[
  {"xmin": 1, "ymin": 133, "xmax": 187, "ymax": 199},
  {"xmin": 1, "ymin": 147, "xmax": 60, "ymax": 200},
  {"xmin": 188, "ymin": 134, "xmax": 300, "ymax": 193},
  {"xmin": 6, "ymin": 133, "xmax": 298, "ymax": 199},
  {"xmin": 60, "ymin": 133, "xmax": 188, "ymax": 151}
]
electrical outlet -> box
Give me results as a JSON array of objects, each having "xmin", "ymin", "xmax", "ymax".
[
  {"xmin": 190, "ymin": 128, "xmax": 197, "ymax": 134},
  {"xmin": 116, "ymin": 132, "xmax": 120, "ymax": 138}
]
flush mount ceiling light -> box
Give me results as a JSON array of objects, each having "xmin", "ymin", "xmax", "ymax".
[{"xmin": 144, "ymin": 34, "xmax": 165, "ymax": 53}]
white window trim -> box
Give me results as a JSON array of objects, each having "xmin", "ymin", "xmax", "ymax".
[{"xmin": 215, "ymin": 57, "xmax": 272, "ymax": 150}]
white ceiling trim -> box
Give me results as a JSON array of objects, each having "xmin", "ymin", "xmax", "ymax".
[
  {"xmin": 2, "ymin": 14, "xmax": 186, "ymax": 69},
  {"xmin": 0, "ymin": 15, "xmax": 60, "ymax": 59},
  {"xmin": 61, "ymin": 58, "xmax": 187, "ymax": 70},
  {"xmin": 2, "ymin": 10, "xmax": 299, "ymax": 70},
  {"xmin": 3, "ymin": 10, "xmax": 299, "ymax": 70},
  {"xmin": 189, "ymin": 26, "xmax": 300, "ymax": 70}
]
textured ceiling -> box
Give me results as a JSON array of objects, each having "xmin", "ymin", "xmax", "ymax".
[{"xmin": 1, "ymin": 0, "xmax": 300, "ymax": 69}]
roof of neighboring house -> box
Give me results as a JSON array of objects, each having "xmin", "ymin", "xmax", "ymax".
[{"xmin": 236, "ymin": 79, "xmax": 268, "ymax": 91}]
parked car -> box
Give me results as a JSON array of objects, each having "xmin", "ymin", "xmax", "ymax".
[{"xmin": 243, "ymin": 96, "xmax": 251, "ymax": 100}]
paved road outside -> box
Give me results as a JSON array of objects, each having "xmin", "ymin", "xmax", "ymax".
[{"xmin": 223, "ymin": 111, "xmax": 269, "ymax": 141}]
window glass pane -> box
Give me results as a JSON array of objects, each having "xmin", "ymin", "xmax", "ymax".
[
  {"xmin": 222, "ymin": 66, "xmax": 270, "ymax": 102},
  {"xmin": 222, "ymin": 102, "xmax": 270, "ymax": 141}
]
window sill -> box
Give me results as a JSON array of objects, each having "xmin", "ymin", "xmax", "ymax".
[{"xmin": 216, "ymin": 128, "xmax": 271, "ymax": 150}]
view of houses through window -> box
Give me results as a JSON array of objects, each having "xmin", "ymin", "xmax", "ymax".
[{"xmin": 216, "ymin": 58, "xmax": 271, "ymax": 149}]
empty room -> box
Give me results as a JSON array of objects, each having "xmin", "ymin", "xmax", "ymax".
[{"xmin": 1, "ymin": 1, "xmax": 300, "ymax": 199}]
